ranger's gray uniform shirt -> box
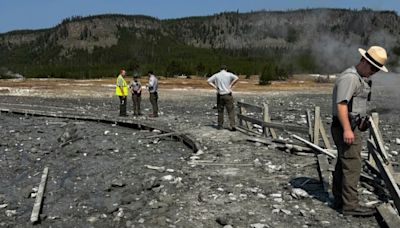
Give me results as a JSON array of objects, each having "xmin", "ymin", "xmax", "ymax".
[
  {"xmin": 332, "ymin": 66, "xmax": 371, "ymax": 116},
  {"xmin": 129, "ymin": 80, "xmax": 141, "ymax": 92},
  {"xmin": 207, "ymin": 70, "xmax": 239, "ymax": 95}
]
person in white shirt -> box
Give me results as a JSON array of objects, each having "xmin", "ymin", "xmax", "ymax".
[
  {"xmin": 147, "ymin": 71, "xmax": 159, "ymax": 117},
  {"xmin": 207, "ymin": 65, "xmax": 239, "ymax": 131}
]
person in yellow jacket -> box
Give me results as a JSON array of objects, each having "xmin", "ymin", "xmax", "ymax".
[{"xmin": 115, "ymin": 69, "xmax": 128, "ymax": 116}]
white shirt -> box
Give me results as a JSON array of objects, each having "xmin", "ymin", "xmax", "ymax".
[{"xmin": 207, "ymin": 70, "xmax": 238, "ymax": 95}]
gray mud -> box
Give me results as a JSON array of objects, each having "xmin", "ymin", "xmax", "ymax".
[{"xmin": 0, "ymin": 88, "xmax": 399, "ymax": 227}]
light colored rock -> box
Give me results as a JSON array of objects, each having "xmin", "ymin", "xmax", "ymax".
[
  {"xmin": 291, "ymin": 188, "xmax": 309, "ymax": 198},
  {"xmin": 5, "ymin": 209, "xmax": 16, "ymax": 217},
  {"xmin": 144, "ymin": 165, "xmax": 165, "ymax": 172},
  {"xmin": 0, "ymin": 204, "xmax": 7, "ymax": 209},
  {"xmin": 162, "ymin": 175, "xmax": 174, "ymax": 181},
  {"xmin": 396, "ymin": 138, "xmax": 400, "ymax": 145},
  {"xmin": 391, "ymin": 151, "xmax": 398, "ymax": 156},
  {"xmin": 251, "ymin": 223, "xmax": 269, "ymax": 228}
]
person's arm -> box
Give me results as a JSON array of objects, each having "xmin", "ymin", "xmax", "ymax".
[
  {"xmin": 230, "ymin": 77, "xmax": 239, "ymax": 88},
  {"xmin": 337, "ymin": 102, "xmax": 354, "ymax": 145},
  {"xmin": 207, "ymin": 76, "xmax": 217, "ymax": 90}
]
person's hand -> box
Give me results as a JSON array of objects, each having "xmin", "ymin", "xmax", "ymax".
[{"xmin": 343, "ymin": 129, "xmax": 355, "ymax": 145}]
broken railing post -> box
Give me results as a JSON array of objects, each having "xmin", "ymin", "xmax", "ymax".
[
  {"xmin": 292, "ymin": 134, "xmax": 336, "ymax": 159},
  {"xmin": 368, "ymin": 139, "xmax": 400, "ymax": 213},
  {"xmin": 306, "ymin": 109, "xmax": 313, "ymax": 142},
  {"xmin": 262, "ymin": 103, "xmax": 277, "ymax": 139},
  {"xmin": 313, "ymin": 106, "xmax": 320, "ymax": 146}
]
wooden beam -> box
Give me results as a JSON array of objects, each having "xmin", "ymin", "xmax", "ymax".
[
  {"xmin": 30, "ymin": 167, "xmax": 49, "ymax": 224},
  {"xmin": 236, "ymin": 101, "xmax": 263, "ymax": 113},
  {"xmin": 292, "ymin": 134, "xmax": 336, "ymax": 159},
  {"xmin": 313, "ymin": 106, "xmax": 320, "ymax": 146},
  {"xmin": 377, "ymin": 203, "xmax": 400, "ymax": 228},
  {"xmin": 263, "ymin": 103, "xmax": 277, "ymax": 139},
  {"xmin": 368, "ymin": 139, "xmax": 400, "ymax": 213},
  {"xmin": 317, "ymin": 154, "xmax": 332, "ymax": 198},
  {"xmin": 306, "ymin": 109, "xmax": 313, "ymax": 142},
  {"xmin": 369, "ymin": 116, "xmax": 390, "ymax": 164},
  {"xmin": 319, "ymin": 118, "xmax": 332, "ymax": 149},
  {"xmin": 238, "ymin": 114, "xmax": 308, "ymax": 134}
]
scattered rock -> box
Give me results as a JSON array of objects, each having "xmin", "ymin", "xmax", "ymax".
[
  {"xmin": 5, "ymin": 209, "xmax": 17, "ymax": 217},
  {"xmin": 251, "ymin": 223, "xmax": 269, "ymax": 228}
]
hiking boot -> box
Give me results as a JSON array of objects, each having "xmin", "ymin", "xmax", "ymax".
[
  {"xmin": 331, "ymin": 202, "xmax": 343, "ymax": 210},
  {"xmin": 148, "ymin": 114, "xmax": 158, "ymax": 118},
  {"xmin": 216, "ymin": 125, "xmax": 223, "ymax": 130},
  {"xmin": 342, "ymin": 205, "xmax": 376, "ymax": 217},
  {"xmin": 229, "ymin": 127, "xmax": 237, "ymax": 132}
]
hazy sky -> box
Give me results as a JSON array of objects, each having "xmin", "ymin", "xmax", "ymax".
[{"xmin": 0, "ymin": 0, "xmax": 399, "ymax": 33}]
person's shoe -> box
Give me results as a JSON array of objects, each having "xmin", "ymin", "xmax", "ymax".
[
  {"xmin": 331, "ymin": 201, "xmax": 343, "ymax": 210},
  {"xmin": 216, "ymin": 125, "xmax": 223, "ymax": 130},
  {"xmin": 342, "ymin": 206, "xmax": 376, "ymax": 216},
  {"xmin": 229, "ymin": 127, "xmax": 237, "ymax": 132},
  {"xmin": 148, "ymin": 114, "xmax": 158, "ymax": 118}
]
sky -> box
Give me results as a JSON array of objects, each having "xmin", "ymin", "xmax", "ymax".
[{"xmin": 0, "ymin": 0, "xmax": 399, "ymax": 33}]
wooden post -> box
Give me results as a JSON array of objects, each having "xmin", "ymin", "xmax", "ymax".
[
  {"xmin": 313, "ymin": 106, "xmax": 320, "ymax": 146},
  {"xmin": 377, "ymin": 203, "xmax": 400, "ymax": 228},
  {"xmin": 306, "ymin": 109, "xmax": 313, "ymax": 142},
  {"xmin": 263, "ymin": 103, "xmax": 277, "ymax": 139},
  {"xmin": 319, "ymin": 118, "xmax": 332, "ymax": 149},
  {"xmin": 369, "ymin": 115, "xmax": 390, "ymax": 164},
  {"xmin": 317, "ymin": 154, "xmax": 332, "ymax": 199},
  {"xmin": 238, "ymin": 101, "xmax": 243, "ymax": 127},
  {"xmin": 31, "ymin": 167, "xmax": 49, "ymax": 224},
  {"xmin": 368, "ymin": 112, "xmax": 379, "ymax": 167},
  {"xmin": 368, "ymin": 140, "xmax": 400, "ymax": 213},
  {"xmin": 292, "ymin": 134, "xmax": 336, "ymax": 159}
]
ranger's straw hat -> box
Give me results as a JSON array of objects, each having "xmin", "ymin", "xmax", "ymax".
[{"xmin": 358, "ymin": 46, "xmax": 388, "ymax": 72}]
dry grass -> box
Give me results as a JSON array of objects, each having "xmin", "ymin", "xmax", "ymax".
[{"xmin": 1, "ymin": 76, "xmax": 333, "ymax": 92}]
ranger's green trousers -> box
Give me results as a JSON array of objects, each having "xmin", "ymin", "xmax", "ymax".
[{"xmin": 331, "ymin": 124, "xmax": 362, "ymax": 210}]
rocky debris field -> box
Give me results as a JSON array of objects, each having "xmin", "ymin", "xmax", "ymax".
[{"xmin": 0, "ymin": 88, "xmax": 400, "ymax": 228}]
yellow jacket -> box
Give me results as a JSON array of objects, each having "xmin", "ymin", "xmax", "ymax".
[{"xmin": 115, "ymin": 74, "xmax": 128, "ymax": 96}]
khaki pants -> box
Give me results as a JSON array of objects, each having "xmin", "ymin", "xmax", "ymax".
[
  {"xmin": 217, "ymin": 93, "xmax": 235, "ymax": 128},
  {"xmin": 331, "ymin": 124, "xmax": 362, "ymax": 210},
  {"xmin": 132, "ymin": 93, "xmax": 141, "ymax": 115},
  {"xmin": 150, "ymin": 92, "xmax": 158, "ymax": 116}
]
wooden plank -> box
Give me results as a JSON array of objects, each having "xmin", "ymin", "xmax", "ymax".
[
  {"xmin": 306, "ymin": 109, "xmax": 313, "ymax": 142},
  {"xmin": 30, "ymin": 167, "xmax": 49, "ymax": 224},
  {"xmin": 319, "ymin": 118, "xmax": 332, "ymax": 149},
  {"xmin": 368, "ymin": 113, "xmax": 379, "ymax": 169},
  {"xmin": 368, "ymin": 140, "xmax": 400, "ymax": 213},
  {"xmin": 313, "ymin": 106, "xmax": 320, "ymax": 146},
  {"xmin": 239, "ymin": 107, "xmax": 252, "ymax": 130},
  {"xmin": 317, "ymin": 154, "xmax": 332, "ymax": 197},
  {"xmin": 237, "ymin": 101, "xmax": 263, "ymax": 113},
  {"xmin": 144, "ymin": 132, "xmax": 182, "ymax": 139},
  {"xmin": 292, "ymin": 134, "xmax": 336, "ymax": 159},
  {"xmin": 377, "ymin": 203, "xmax": 400, "ymax": 228},
  {"xmin": 238, "ymin": 114, "xmax": 308, "ymax": 134},
  {"xmin": 369, "ymin": 116, "xmax": 390, "ymax": 164},
  {"xmin": 263, "ymin": 103, "xmax": 277, "ymax": 139}
]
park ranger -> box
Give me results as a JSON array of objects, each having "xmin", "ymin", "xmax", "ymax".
[{"xmin": 331, "ymin": 46, "xmax": 388, "ymax": 216}]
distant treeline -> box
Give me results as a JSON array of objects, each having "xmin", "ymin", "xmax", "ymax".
[{"xmin": 1, "ymin": 8, "xmax": 399, "ymax": 80}]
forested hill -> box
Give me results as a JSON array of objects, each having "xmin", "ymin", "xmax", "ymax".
[{"xmin": 1, "ymin": 8, "xmax": 400, "ymax": 78}]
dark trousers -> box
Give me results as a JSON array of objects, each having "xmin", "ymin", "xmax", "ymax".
[
  {"xmin": 132, "ymin": 93, "xmax": 141, "ymax": 115},
  {"xmin": 217, "ymin": 93, "xmax": 235, "ymax": 128},
  {"xmin": 150, "ymin": 92, "xmax": 158, "ymax": 116},
  {"xmin": 331, "ymin": 124, "xmax": 362, "ymax": 210},
  {"xmin": 119, "ymin": 96, "xmax": 127, "ymax": 116}
]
